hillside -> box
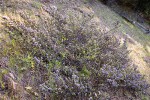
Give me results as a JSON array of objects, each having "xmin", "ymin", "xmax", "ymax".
[{"xmin": 0, "ymin": 0, "xmax": 150, "ymax": 99}]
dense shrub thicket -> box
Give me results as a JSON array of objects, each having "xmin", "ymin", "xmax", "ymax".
[{"xmin": 1, "ymin": 3, "xmax": 149, "ymax": 99}]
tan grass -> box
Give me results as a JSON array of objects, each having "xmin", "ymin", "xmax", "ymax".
[{"xmin": 127, "ymin": 39, "xmax": 150, "ymax": 83}]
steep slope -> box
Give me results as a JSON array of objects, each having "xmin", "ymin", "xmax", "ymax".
[{"xmin": 0, "ymin": 0, "xmax": 150, "ymax": 99}]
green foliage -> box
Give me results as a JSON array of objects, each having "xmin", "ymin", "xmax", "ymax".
[
  {"xmin": 80, "ymin": 66, "xmax": 91, "ymax": 77},
  {"xmin": 22, "ymin": 54, "xmax": 35, "ymax": 69},
  {"xmin": 0, "ymin": 68, "xmax": 8, "ymax": 89}
]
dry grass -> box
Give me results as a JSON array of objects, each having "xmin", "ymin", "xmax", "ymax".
[{"xmin": 127, "ymin": 41, "xmax": 150, "ymax": 80}]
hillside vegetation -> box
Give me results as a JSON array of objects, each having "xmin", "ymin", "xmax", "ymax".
[{"xmin": 0, "ymin": 0, "xmax": 150, "ymax": 99}]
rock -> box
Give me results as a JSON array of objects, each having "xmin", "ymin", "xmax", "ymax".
[{"xmin": 2, "ymin": 16, "xmax": 10, "ymax": 20}]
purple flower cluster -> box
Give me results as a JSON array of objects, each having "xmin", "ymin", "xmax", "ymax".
[{"xmin": 100, "ymin": 64, "xmax": 149, "ymax": 92}]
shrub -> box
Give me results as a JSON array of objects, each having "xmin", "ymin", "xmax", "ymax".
[{"xmin": 1, "ymin": 4, "xmax": 149, "ymax": 99}]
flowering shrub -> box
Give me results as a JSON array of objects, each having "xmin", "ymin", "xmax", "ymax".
[{"xmin": 2, "ymin": 3, "xmax": 149, "ymax": 99}]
